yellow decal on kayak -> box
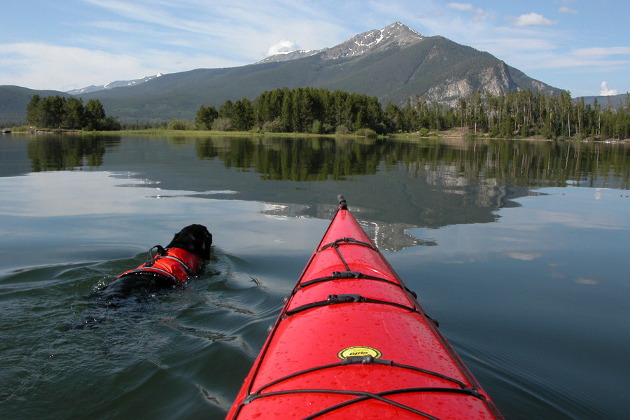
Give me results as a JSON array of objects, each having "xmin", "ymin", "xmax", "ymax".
[{"xmin": 337, "ymin": 346, "xmax": 382, "ymax": 359}]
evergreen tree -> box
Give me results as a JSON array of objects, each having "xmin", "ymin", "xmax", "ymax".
[
  {"xmin": 195, "ymin": 105, "xmax": 218, "ymax": 130},
  {"xmin": 40, "ymin": 96, "xmax": 65, "ymax": 128},
  {"xmin": 63, "ymin": 97, "xmax": 85, "ymax": 129},
  {"xmin": 85, "ymin": 99, "xmax": 106, "ymax": 130},
  {"xmin": 232, "ymin": 98, "xmax": 254, "ymax": 131},
  {"xmin": 280, "ymin": 90, "xmax": 293, "ymax": 132},
  {"xmin": 26, "ymin": 94, "xmax": 42, "ymax": 126},
  {"xmin": 219, "ymin": 100, "xmax": 234, "ymax": 119},
  {"xmin": 385, "ymin": 102, "xmax": 403, "ymax": 132}
]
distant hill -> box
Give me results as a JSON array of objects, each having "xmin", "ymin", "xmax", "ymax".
[
  {"xmin": 0, "ymin": 86, "xmax": 70, "ymax": 124},
  {"xmin": 1, "ymin": 22, "xmax": 565, "ymax": 124},
  {"xmin": 578, "ymin": 93, "xmax": 628, "ymax": 108}
]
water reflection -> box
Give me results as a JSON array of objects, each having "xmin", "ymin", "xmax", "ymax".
[
  {"xmin": 6, "ymin": 134, "xmax": 630, "ymax": 252},
  {"xmin": 21, "ymin": 135, "xmax": 629, "ymax": 188},
  {"xmin": 193, "ymin": 136, "xmax": 629, "ymax": 188},
  {"xmin": 26, "ymin": 134, "xmax": 121, "ymax": 171}
]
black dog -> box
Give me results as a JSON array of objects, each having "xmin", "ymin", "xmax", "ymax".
[{"xmin": 96, "ymin": 224, "xmax": 212, "ymax": 299}]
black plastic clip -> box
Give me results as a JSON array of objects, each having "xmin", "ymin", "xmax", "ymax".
[
  {"xmin": 332, "ymin": 271, "xmax": 362, "ymax": 279},
  {"xmin": 327, "ymin": 294, "xmax": 362, "ymax": 303}
]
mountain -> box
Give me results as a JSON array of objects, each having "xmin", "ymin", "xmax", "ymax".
[
  {"xmin": 2, "ymin": 22, "xmax": 564, "ymax": 123},
  {"xmin": 67, "ymin": 73, "xmax": 164, "ymax": 95}
]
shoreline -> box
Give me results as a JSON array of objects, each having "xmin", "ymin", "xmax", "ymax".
[{"xmin": 4, "ymin": 127, "xmax": 627, "ymax": 143}]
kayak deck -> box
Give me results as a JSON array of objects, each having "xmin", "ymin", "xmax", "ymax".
[{"xmin": 228, "ymin": 198, "xmax": 503, "ymax": 419}]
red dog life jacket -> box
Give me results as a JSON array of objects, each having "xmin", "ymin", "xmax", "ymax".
[{"xmin": 117, "ymin": 247, "xmax": 204, "ymax": 285}]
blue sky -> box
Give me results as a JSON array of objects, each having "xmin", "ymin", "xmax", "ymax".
[{"xmin": 1, "ymin": 0, "xmax": 628, "ymax": 97}]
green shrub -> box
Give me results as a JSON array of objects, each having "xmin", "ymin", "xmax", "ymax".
[
  {"xmin": 417, "ymin": 127, "xmax": 430, "ymax": 137},
  {"xmin": 311, "ymin": 120, "xmax": 323, "ymax": 134},
  {"xmin": 168, "ymin": 120, "xmax": 189, "ymax": 130},
  {"xmin": 262, "ymin": 118, "xmax": 283, "ymax": 133},
  {"xmin": 335, "ymin": 125, "xmax": 351, "ymax": 135},
  {"xmin": 212, "ymin": 117, "xmax": 232, "ymax": 131},
  {"xmin": 355, "ymin": 128, "xmax": 378, "ymax": 138}
]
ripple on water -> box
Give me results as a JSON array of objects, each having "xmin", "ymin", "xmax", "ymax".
[{"xmin": 0, "ymin": 248, "xmax": 287, "ymax": 418}]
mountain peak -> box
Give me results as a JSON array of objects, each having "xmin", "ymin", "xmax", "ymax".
[
  {"xmin": 259, "ymin": 22, "xmax": 424, "ymax": 64},
  {"xmin": 323, "ymin": 22, "xmax": 424, "ymax": 60}
]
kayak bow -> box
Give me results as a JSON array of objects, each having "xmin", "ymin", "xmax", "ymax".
[{"xmin": 228, "ymin": 196, "xmax": 503, "ymax": 419}]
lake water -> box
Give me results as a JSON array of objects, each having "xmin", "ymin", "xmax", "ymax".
[{"xmin": 0, "ymin": 133, "xmax": 628, "ymax": 419}]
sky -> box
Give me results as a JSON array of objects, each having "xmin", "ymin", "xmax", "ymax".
[{"xmin": 1, "ymin": 0, "xmax": 629, "ymax": 97}]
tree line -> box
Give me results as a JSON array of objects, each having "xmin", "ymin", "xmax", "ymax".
[
  {"xmin": 26, "ymin": 95, "xmax": 120, "ymax": 131},
  {"xmin": 193, "ymin": 87, "xmax": 629, "ymax": 140},
  {"xmin": 447, "ymin": 90, "xmax": 630, "ymax": 140},
  {"xmin": 196, "ymin": 87, "xmax": 387, "ymax": 135}
]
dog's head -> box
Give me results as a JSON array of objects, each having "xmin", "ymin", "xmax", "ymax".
[{"xmin": 166, "ymin": 224, "xmax": 213, "ymax": 260}]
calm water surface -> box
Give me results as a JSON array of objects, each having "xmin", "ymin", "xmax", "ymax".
[{"xmin": 0, "ymin": 134, "xmax": 628, "ymax": 419}]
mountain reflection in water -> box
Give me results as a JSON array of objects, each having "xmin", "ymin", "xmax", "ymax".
[{"xmin": 14, "ymin": 134, "xmax": 628, "ymax": 252}]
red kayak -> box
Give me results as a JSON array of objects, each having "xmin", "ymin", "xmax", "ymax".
[{"xmin": 228, "ymin": 196, "xmax": 503, "ymax": 419}]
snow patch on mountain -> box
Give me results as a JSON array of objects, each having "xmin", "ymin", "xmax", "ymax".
[
  {"xmin": 68, "ymin": 73, "xmax": 163, "ymax": 95},
  {"xmin": 259, "ymin": 22, "xmax": 424, "ymax": 64}
]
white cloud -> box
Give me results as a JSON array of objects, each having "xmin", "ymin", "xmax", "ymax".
[
  {"xmin": 266, "ymin": 40, "xmax": 300, "ymax": 56},
  {"xmin": 447, "ymin": 2, "xmax": 473, "ymax": 11},
  {"xmin": 506, "ymin": 252, "xmax": 543, "ymax": 261},
  {"xmin": 572, "ymin": 46, "xmax": 630, "ymax": 58},
  {"xmin": 85, "ymin": 0, "xmax": 345, "ymax": 59},
  {"xmin": 559, "ymin": 6, "xmax": 578, "ymax": 14},
  {"xmin": 478, "ymin": 37, "xmax": 557, "ymax": 53},
  {"xmin": 514, "ymin": 13, "xmax": 556, "ymax": 27},
  {"xmin": 575, "ymin": 278, "xmax": 599, "ymax": 285},
  {"xmin": 444, "ymin": 2, "xmax": 489, "ymax": 23},
  {"xmin": 512, "ymin": 45, "xmax": 630, "ymax": 71},
  {"xmin": 0, "ymin": 43, "xmax": 144, "ymax": 90},
  {"xmin": 0, "ymin": 42, "xmax": 240, "ymax": 91},
  {"xmin": 600, "ymin": 81, "xmax": 618, "ymax": 96}
]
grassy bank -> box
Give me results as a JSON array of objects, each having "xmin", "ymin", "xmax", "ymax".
[{"xmin": 100, "ymin": 129, "xmax": 387, "ymax": 139}]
